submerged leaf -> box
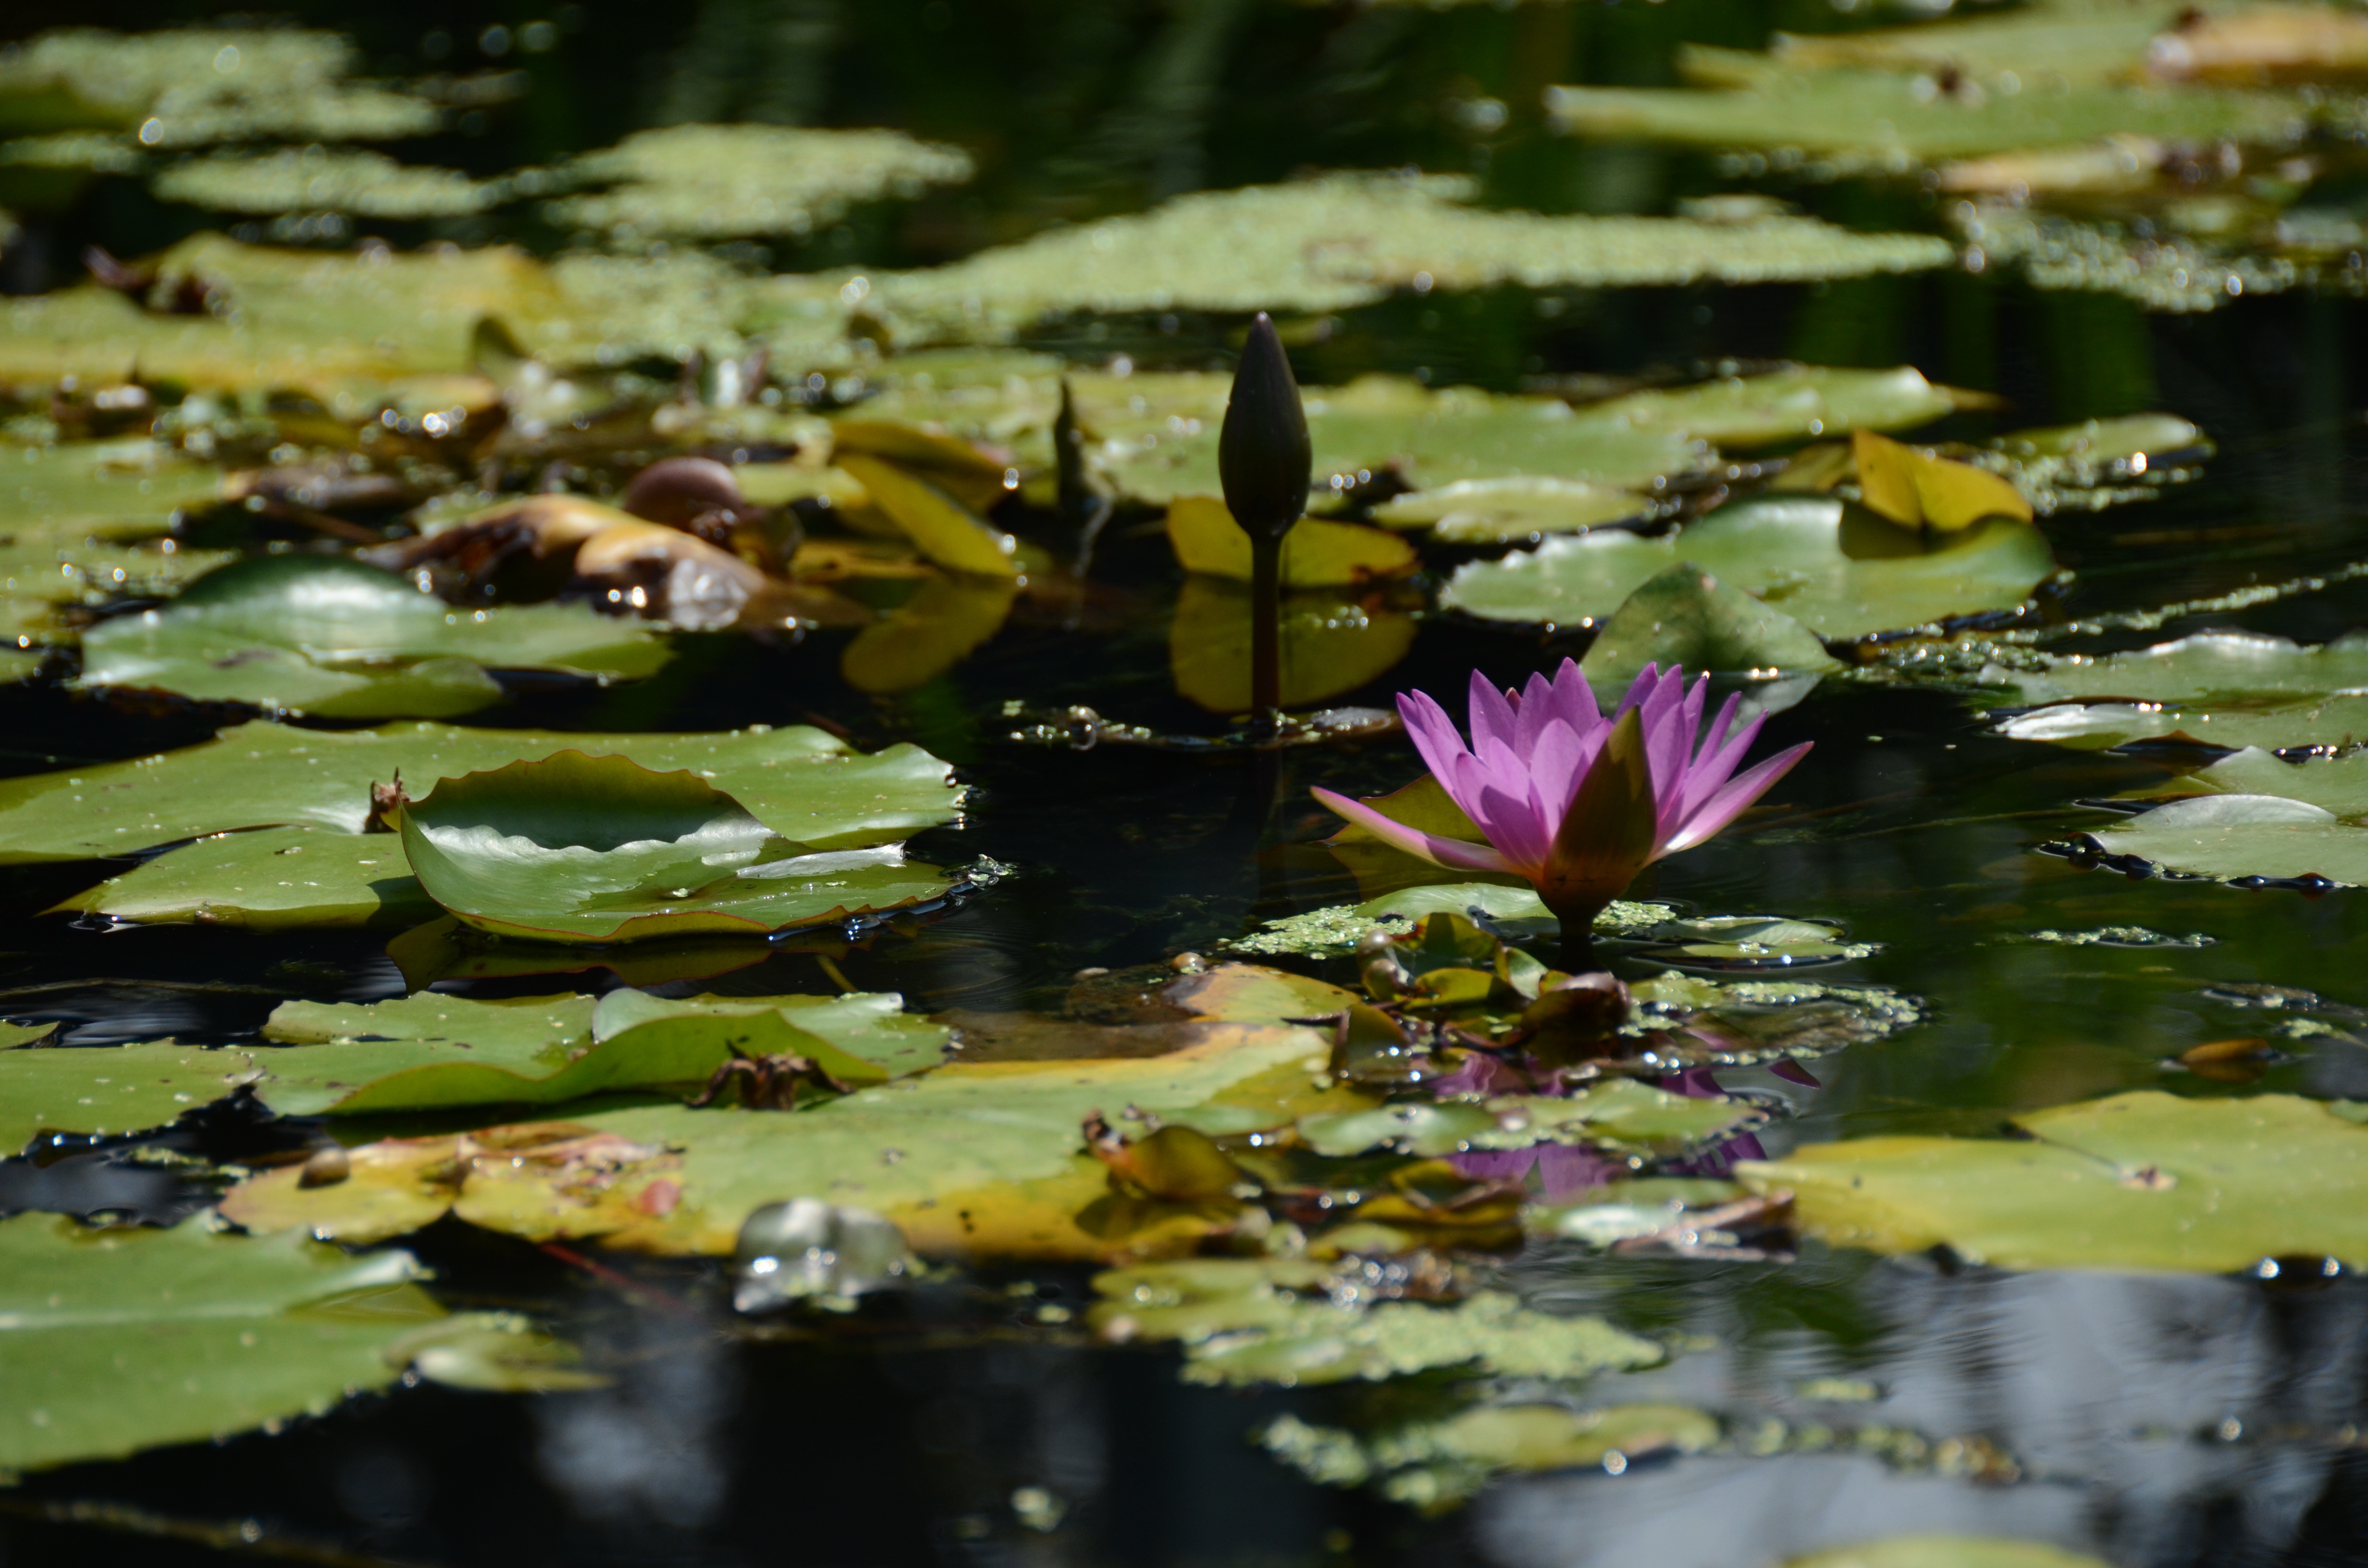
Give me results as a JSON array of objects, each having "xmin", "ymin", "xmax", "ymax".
[
  {"xmin": 839, "ymin": 573, "xmax": 1020, "ymax": 694},
  {"xmin": 398, "ymin": 752, "xmax": 955, "ymax": 943},
  {"xmin": 1742, "ymin": 1090, "xmax": 2368, "ymax": 1271}
]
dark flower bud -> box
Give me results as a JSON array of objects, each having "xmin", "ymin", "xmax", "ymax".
[{"xmin": 1219, "ymin": 313, "xmax": 1311, "ymax": 541}]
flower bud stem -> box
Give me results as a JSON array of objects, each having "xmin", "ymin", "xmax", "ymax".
[{"xmin": 1250, "ymin": 533, "xmax": 1283, "ymax": 735}]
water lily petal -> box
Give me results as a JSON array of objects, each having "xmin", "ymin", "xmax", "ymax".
[
  {"xmin": 1662, "ymin": 741, "xmax": 1811, "ymax": 853},
  {"xmin": 1468, "ymin": 669, "xmax": 1521, "ymax": 756},
  {"xmin": 1397, "ymin": 689, "xmax": 1471, "ymax": 783},
  {"xmin": 1310, "ymin": 786, "xmax": 1517, "ymax": 874}
]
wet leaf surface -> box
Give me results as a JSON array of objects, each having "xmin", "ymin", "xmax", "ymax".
[
  {"xmin": 1743, "ymin": 1091, "xmax": 2368, "ymax": 1271},
  {"xmin": 0, "ymin": 1214, "xmax": 438, "ymax": 1472},
  {"xmin": 0, "ymin": 719, "xmax": 958, "ymax": 863},
  {"xmin": 0, "ymin": 1042, "xmax": 257, "ymax": 1150},
  {"xmin": 398, "ymin": 752, "xmax": 955, "ymax": 943},
  {"xmin": 53, "ymin": 825, "xmax": 436, "ymax": 930},
  {"xmin": 544, "ymin": 124, "xmax": 974, "ymax": 242},
  {"xmin": 1444, "ymin": 494, "xmax": 2060, "ymax": 638},
  {"xmin": 77, "ymin": 554, "xmax": 673, "ymax": 718}
]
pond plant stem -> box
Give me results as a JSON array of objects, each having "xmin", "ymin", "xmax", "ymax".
[{"xmin": 1219, "ymin": 312, "xmax": 1312, "ymax": 741}]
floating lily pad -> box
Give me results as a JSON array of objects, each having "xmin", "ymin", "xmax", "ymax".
[
  {"xmin": 1786, "ymin": 1541, "xmax": 2111, "ymax": 1568},
  {"xmin": 1741, "ymin": 1090, "xmax": 2368, "ymax": 1271},
  {"xmin": 1549, "ymin": 74, "xmax": 2310, "ymax": 173},
  {"xmin": 1090, "ymin": 1262, "xmax": 1662, "ymax": 1386},
  {"xmin": 1263, "ymin": 1402, "xmax": 1720, "ymax": 1508},
  {"xmin": 250, "ymin": 988, "xmax": 947, "ymax": 1116},
  {"xmin": 2120, "ymin": 746, "xmax": 2368, "ymax": 815},
  {"xmin": 1579, "ymin": 563, "xmax": 1840, "ymax": 684},
  {"xmin": 1626, "ymin": 972, "xmax": 1924, "ymax": 1066},
  {"xmin": 0, "ymin": 437, "xmax": 222, "ymax": 545},
  {"xmin": 0, "ymin": 1042, "xmax": 258, "ymax": 1151},
  {"xmin": 53, "ymin": 826, "xmax": 435, "ymax": 930},
  {"xmin": 2079, "ymin": 794, "xmax": 2368, "ymax": 884},
  {"xmin": 1169, "ymin": 579, "xmax": 1417, "ymax": 714},
  {"xmin": 1986, "ymin": 631, "xmax": 2368, "ymax": 708},
  {"xmin": 1165, "ymin": 496, "xmax": 1417, "ymax": 586},
  {"xmin": 1368, "ymin": 478, "xmax": 1650, "ymax": 544},
  {"xmin": 1297, "ymin": 1079, "xmax": 1758, "ymax": 1159},
  {"xmin": 0, "ymin": 718, "xmax": 959, "ymax": 864},
  {"xmin": 398, "ymin": 752, "xmax": 955, "ymax": 944},
  {"xmin": 0, "ymin": 1216, "xmax": 439, "ymax": 1473},
  {"xmin": 1579, "ymin": 364, "xmax": 1963, "ymax": 448},
  {"xmin": 870, "ymin": 174, "xmax": 1951, "ymax": 346},
  {"xmin": 1444, "ymin": 495, "xmax": 2059, "ymax": 639},
  {"xmin": 78, "ymin": 555, "xmax": 674, "ymax": 719},
  {"xmin": 152, "ymin": 147, "xmax": 499, "ymax": 218},
  {"xmin": 1978, "ymin": 413, "xmax": 2211, "ymax": 514},
  {"xmin": 247, "ymin": 1013, "xmax": 1336, "ymax": 1256},
  {"xmin": 545, "ymin": 124, "xmax": 974, "ymax": 242}
]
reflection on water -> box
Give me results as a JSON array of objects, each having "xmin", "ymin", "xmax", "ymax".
[
  {"xmin": 1487, "ymin": 1257, "xmax": 2368, "ymax": 1567},
  {"xmin": 536, "ymin": 1320, "xmax": 736, "ymax": 1534}
]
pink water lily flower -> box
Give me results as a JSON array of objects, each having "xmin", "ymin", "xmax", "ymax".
[{"xmin": 1313, "ymin": 661, "xmax": 1809, "ymax": 938}]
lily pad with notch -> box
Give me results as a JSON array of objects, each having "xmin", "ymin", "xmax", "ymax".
[
  {"xmin": 397, "ymin": 752, "xmax": 957, "ymax": 944},
  {"xmin": 76, "ymin": 554, "xmax": 674, "ymax": 720},
  {"xmin": 0, "ymin": 718, "xmax": 960, "ymax": 865}
]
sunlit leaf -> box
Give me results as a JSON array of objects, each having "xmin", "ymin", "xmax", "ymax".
[
  {"xmin": 1741, "ymin": 1090, "xmax": 2368, "ymax": 1271},
  {"xmin": 2079, "ymin": 794, "xmax": 2368, "ymax": 884},
  {"xmin": 1297, "ymin": 1079, "xmax": 1757, "ymax": 1158},
  {"xmin": 1851, "ymin": 429, "xmax": 2034, "ymax": 532},
  {"xmin": 2143, "ymin": 6, "xmax": 2368, "ymax": 85},
  {"xmin": 1165, "ymin": 496, "xmax": 1417, "ymax": 586},
  {"xmin": 1263, "ymin": 1402, "xmax": 1719, "ymax": 1509},
  {"xmin": 52, "ymin": 826, "xmax": 435, "ymax": 931},
  {"xmin": 0, "ymin": 1042, "xmax": 257, "ymax": 1151},
  {"xmin": 0, "ymin": 1216, "xmax": 439, "ymax": 1473},
  {"xmin": 1169, "ymin": 577, "xmax": 1416, "ymax": 714},
  {"xmin": 77, "ymin": 554, "xmax": 674, "ymax": 719},
  {"xmin": 2118, "ymin": 745, "xmax": 2368, "ymax": 816},
  {"xmin": 1986, "ymin": 632, "xmax": 2368, "ymax": 750},
  {"xmin": 1369, "ymin": 477, "xmax": 1649, "ymax": 544},
  {"xmin": 870, "ymin": 174, "xmax": 1950, "ymax": 346},
  {"xmin": 832, "ymin": 454, "xmax": 1018, "ymax": 577},
  {"xmin": 397, "ymin": 752, "xmax": 955, "ymax": 944},
  {"xmin": 1579, "ymin": 562, "xmax": 1839, "ymax": 683},
  {"xmin": 152, "ymin": 147, "xmax": 499, "ymax": 218},
  {"xmin": 543, "ymin": 124, "xmax": 974, "ymax": 242},
  {"xmin": 0, "ymin": 437, "xmax": 222, "ymax": 544},
  {"xmin": 1444, "ymin": 494, "xmax": 2060, "ymax": 639},
  {"xmin": 0, "ymin": 719, "xmax": 959, "ymax": 864},
  {"xmin": 249, "ymin": 988, "xmax": 946, "ymax": 1116},
  {"xmin": 1785, "ymin": 1539, "xmax": 2111, "ymax": 1568}
]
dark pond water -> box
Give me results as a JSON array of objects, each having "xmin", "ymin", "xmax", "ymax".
[{"xmin": 6, "ymin": 2, "xmax": 2368, "ymax": 1566}]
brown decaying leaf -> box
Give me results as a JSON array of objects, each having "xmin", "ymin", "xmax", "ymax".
[
  {"xmin": 2176, "ymin": 1035, "xmax": 2277, "ymax": 1083},
  {"xmin": 2145, "ymin": 4, "xmax": 2368, "ymax": 84}
]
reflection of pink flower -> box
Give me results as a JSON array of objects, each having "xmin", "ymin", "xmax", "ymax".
[
  {"xmin": 1450, "ymin": 1143, "xmax": 1620, "ymax": 1199},
  {"xmin": 1314, "ymin": 661, "xmax": 1809, "ymax": 930}
]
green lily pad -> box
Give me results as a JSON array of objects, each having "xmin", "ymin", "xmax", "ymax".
[
  {"xmin": 1298, "ymin": 1079, "xmax": 1759, "ymax": 1159},
  {"xmin": 1579, "ymin": 563, "xmax": 1840, "ymax": 683},
  {"xmin": 250, "ymin": 988, "xmax": 948, "ymax": 1116},
  {"xmin": 1785, "ymin": 1540, "xmax": 2110, "ymax": 1568},
  {"xmin": 0, "ymin": 1042, "xmax": 258, "ymax": 1151},
  {"xmin": 398, "ymin": 752, "xmax": 955, "ymax": 944},
  {"xmin": 871, "ymin": 174, "xmax": 1949, "ymax": 347},
  {"xmin": 544, "ymin": 124, "xmax": 974, "ymax": 242},
  {"xmin": 2120, "ymin": 746, "xmax": 2368, "ymax": 816},
  {"xmin": 0, "ymin": 1215, "xmax": 442, "ymax": 1474},
  {"xmin": 1740, "ymin": 1090, "xmax": 2368, "ymax": 1271},
  {"xmin": 2079, "ymin": 794, "xmax": 2368, "ymax": 885},
  {"xmin": 1979, "ymin": 414, "xmax": 2211, "ymax": 514},
  {"xmin": 0, "ymin": 437, "xmax": 222, "ymax": 545},
  {"xmin": 1986, "ymin": 631, "xmax": 2368, "ymax": 708},
  {"xmin": 1444, "ymin": 495, "xmax": 2060, "ymax": 640},
  {"xmin": 1549, "ymin": 74, "xmax": 2310, "ymax": 173},
  {"xmin": 77, "ymin": 555, "xmax": 674, "ymax": 719},
  {"xmin": 1994, "ymin": 693, "xmax": 2368, "ymax": 752},
  {"xmin": 0, "ymin": 718, "xmax": 959, "ymax": 864},
  {"xmin": 1264, "ymin": 1403, "xmax": 1719, "ymax": 1508},
  {"xmin": 151, "ymin": 147, "xmax": 499, "ymax": 218},
  {"xmin": 53, "ymin": 826, "xmax": 435, "ymax": 930},
  {"xmin": 1090, "ymin": 1262, "xmax": 1662, "ymax": 1387},
  {"xmin": 1626, "ymin": 972, "xmax": 1925, "ymax": 1066},
  {"xmin": 1576, "ymin": 363, "xmax": 1962, "ymax": 448},
  {"xmin": 1368, "ymin": 478, "xmax": 1650, "ymax": 544}
]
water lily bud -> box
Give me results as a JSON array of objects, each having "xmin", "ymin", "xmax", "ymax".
[{"xmin": 1218, "ymin": 313, "xmax": 1311, "ymax": 540}]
